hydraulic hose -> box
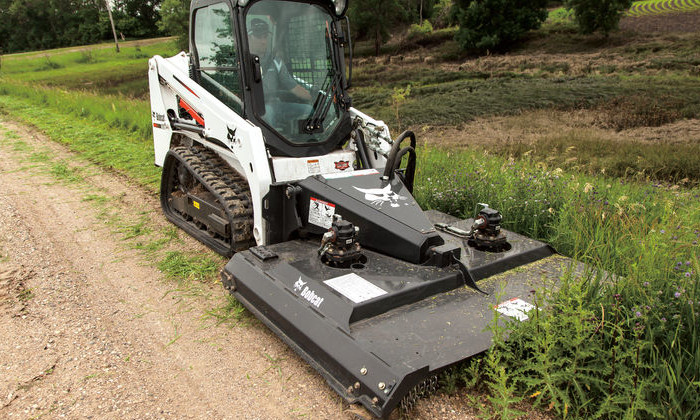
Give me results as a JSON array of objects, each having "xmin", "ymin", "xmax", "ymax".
[
  {"xmin": 353, "ymin": 129, "xmax": 370, "ymax": 169},
  {"xmin": 393, "ymin": 146, "xmax": 416, "ymax": 193},
  {"xmin": 382, "ymin": 130, "xmax": 417, "ymax": 192}
]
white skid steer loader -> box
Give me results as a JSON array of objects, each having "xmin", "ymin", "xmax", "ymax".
[{"xmin": 148, "ymin": 0, "xmax": 571, "ymax": 416}]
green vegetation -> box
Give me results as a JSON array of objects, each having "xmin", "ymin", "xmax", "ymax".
[
  {"xmin": 565, "ymin": 0, "xmax": 634, "ymax": 35},
  {"xmin": 354, "ymin": 75, "xmax": 700, "ymax": 127},
  {"xmin": 157, "ymin": 251, "xmax": 221, "ymax": 284},
  {"xmin": 159, "ymin": 0, "xmax": 191, "ymax": 50},
  {"xmin": 1, "ymin": 41, "xmax": 179, "ymax": 98},
  {"xmin": 627, "ymin": 0, "xmax": 700, "ymax": 16},
  {"xmin": 416, "ymin": 148, "xmax": 699, "ymax": 418},
  {"xmin": 0, "ymin": 0, "xmax": 165, "ymax": 54},
  {"xmin": 452, "ymin": 0, "xmax": 549, "ymax": 52}
]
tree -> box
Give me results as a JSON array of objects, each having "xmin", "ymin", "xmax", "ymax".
[
  {"xmin": 348, "ymin": 0, "xmax": 406, "ymax": 56},
  {"xmin": 159, "ymin": 0, "xmax": 191, "ymax": 50},
  {"xmin": 112, "ymin": 0, "xmax": 163, "ymax": 39},
  {"xmin": 0, "ymin": 0, "xmax": 108, "ymax": 53},
  {"xmin": 452, "ymin": 0, "xmax": 548, "ymax": 53},
  {"xmin": 564, "ymin": 0, "xmax": 633, "ymax": 35}
]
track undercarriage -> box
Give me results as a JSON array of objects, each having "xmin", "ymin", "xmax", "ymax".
[{"xmin": 160, "ymin": 144, "xmax": 255, "ymax": 256}]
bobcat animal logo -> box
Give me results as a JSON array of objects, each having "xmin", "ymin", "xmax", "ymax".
[
  {"xmin": 353, "ymin": 185, "xmax": 407, "ymax": 208},
  {"xmin": 227, "ymin": 126, "xmax": 237, "ymax": 142}
]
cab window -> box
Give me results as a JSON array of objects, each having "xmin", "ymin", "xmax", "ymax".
[{"xmin": 193, "ymin": 3, "xmax": 243, "ymax": 114}]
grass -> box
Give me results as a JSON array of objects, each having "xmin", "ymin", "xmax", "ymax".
[
  {"xmin": 415, "ymin": 146, "xmax": 699, "ymax": 418},
  {"xmin": 495, "ymin": 126, "xmax": 700, "ymax": 185},
  {"xmin": 1, "ymin": 41, "xmax": 179, "ymax": 98},
  {"xmin": 0, "ymin": 95, "xmax": 160, "ymax": 189},
  {"xmin": 354, "ymin": 75, "xmax": 700, "ymax": 128},
  {"xmin": 157, "ymin": 251, "xmax": 222, "ymax": 284}
]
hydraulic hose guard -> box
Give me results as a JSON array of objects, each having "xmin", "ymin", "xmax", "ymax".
[{"xmin": 383, "ymin": 130, "xmax": 417, "ymax": 193}]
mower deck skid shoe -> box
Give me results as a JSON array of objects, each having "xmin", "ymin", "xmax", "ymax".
[{"xmin": 222, "ymin": 210, "xmax": 569, "ymax": 418}]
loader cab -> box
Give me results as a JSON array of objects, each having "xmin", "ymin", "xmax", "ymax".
[{"xmin": 190, "ymin": 0, "xmax": 352, "ymax": 157}]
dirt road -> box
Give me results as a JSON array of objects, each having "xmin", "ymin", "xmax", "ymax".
[{"xmin": 0, "ymin": 120, "xmax": 493, "ymax": 419}]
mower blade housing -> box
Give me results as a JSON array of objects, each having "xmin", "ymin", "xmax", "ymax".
[{"xmin": 222, "ymin": 210, "xmax": 570, "ymax": 418}]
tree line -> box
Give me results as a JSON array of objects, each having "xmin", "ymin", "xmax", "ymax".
[
  {"xmin": 0, "ymin": 0, "xmax": 632, "ymax": 55},
  {"xmin": 0, "ymin": 0, "xmax": 162, "ymax": 54}
]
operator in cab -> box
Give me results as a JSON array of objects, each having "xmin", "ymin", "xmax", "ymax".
[{"xmin": 247, "ymin": 18, "xmax": 313, "ymax": 130}]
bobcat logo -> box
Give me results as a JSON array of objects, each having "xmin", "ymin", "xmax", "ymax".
[{"xmin": 353, "ymin": 185, "xmax": 407, "ymax": 208}]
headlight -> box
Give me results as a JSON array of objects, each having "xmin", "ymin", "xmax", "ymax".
[{"xmin": 332, "ymin": 0, "xmax": 348, "ymax": 16}]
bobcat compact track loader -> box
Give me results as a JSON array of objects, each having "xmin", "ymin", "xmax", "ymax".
[{"xmin": 148, "ymin": 0, "xmax": 572, "ymax": 416}]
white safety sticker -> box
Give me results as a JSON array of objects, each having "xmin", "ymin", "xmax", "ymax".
[
  {"xmin": 308, "ymin": 197, "xmax": 335, "ymax": 229},
  {"xmin": 323, "ymin": 168, "xmax": 378, "ymax": 180},
  {"xmin": 324, "ymin": 273, "xmax": 387, "ymax": 303},
  {"xmin": 494, "ymin": 298, "xmax": 535, "ymax": 322},
  {"xmin": 307, "ymin": 159, "xmax": 321, "ymax": 174}
]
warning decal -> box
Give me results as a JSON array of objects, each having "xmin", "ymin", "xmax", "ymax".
[
  {"xmin": 324, "ymin": 273, "xmax": 387, "ymax": 303},
  {"xmin": 307, "ymin": 159, "xmax": 321, "ymax": 174},
  {"xmin": 494, "ymin": 298, "xmax": 535, "ymax": 322},
  {"xmin": 308, "ymin": 197, "xmax": 335, "ymax": 229}
]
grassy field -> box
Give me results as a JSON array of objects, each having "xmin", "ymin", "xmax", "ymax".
[{"xmin": 0, "ymin": 10, "xmax": 699, "ymax": 419}]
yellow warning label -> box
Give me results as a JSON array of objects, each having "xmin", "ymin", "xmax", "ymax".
[{"xmin": 193, "ymin": 201, "xmax": 200, "ymax": 209}]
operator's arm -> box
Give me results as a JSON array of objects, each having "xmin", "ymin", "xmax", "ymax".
[
  {"xmin": 291, "ymin": 84, "xmax": 311, "ymax": 101},
  {"xmin": 275, "ymin": 59, "xmax": 311, "ymax": 101}
]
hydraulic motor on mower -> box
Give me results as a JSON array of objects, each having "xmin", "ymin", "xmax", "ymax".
[
  {"xmin": 470, "ymin": 205, "xmax": 507, "ymax": 251},
  {"xmin": 318, "ymin": 215, "xmax": 364, "ymax": 268},
  {"xmin": 435, "ymin": 204, "xmax": 508, "ymax": 251}
]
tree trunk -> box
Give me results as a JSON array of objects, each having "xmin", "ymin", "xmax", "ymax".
[
  {"xmin": 106, "ymin": 0, "xmax": 120, "ymax": 53},
  {"xmin": 420, "ymin": 0, "xmax": 423, "ymax": 26},
  {"xmin": 374, "ymin": 26, "xmax": 380, "ymax": 56}
]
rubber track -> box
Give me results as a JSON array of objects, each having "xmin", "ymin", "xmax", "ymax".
[{"xmin": 170, "ymin": 144, "xmax": 254, "ymax": 253}]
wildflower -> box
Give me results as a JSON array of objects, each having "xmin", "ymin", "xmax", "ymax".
[
  {"xmin": 661, "ymin": 317, "xmax": 667, "ymax": 322},
  {"xmin": 583, "ymin": 183, "xmax": 593, "ymax": 193},
  {"xmin": 685, "ymin": 272, "xmax": 691, "ymax": 278},
  {"xmin": 689, "ymin": 300, "xmax": 694, "ymax": 306},
  {"xmin": 635, "ymin": 311, "xmax": 642, "ymax": 318},
  {"xmin": 645, "ymin": 305, "xmax": 651, "ymax": 311},
  {"xmin": 687, "ymin": 261, "xmax": 692, "ymax": 266},
  {"xmin": 643, "ymin": 281, "xmax": 650, "ymax": 287},
  {"xmin": 675, "ymin": 292, "xmax": 681, "ymax": 298},
  {"xmin": 660, "ymin": 229, "xmax": 666, "ymax": 234}
]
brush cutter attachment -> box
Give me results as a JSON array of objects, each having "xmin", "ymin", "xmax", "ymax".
[{"xmin": 221, "ymin": 172, "xmax": 568, "ymax": 418}]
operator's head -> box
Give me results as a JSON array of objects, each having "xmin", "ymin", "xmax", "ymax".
[{"xmin": 248, "ymin": 18, "xmax": 270, "ymax": 57}]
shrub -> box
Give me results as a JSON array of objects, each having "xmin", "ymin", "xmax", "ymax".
[
  {"xmin": 452, "ymin": 0, "xmax": 549, "ymax": 52},
  {"xmin": 564, "ymin": 0, "xmax": 633, "ymax": 35},
  {"xmin": 408, "ymin": 20, "xmax": 434, "ymax": 38}
]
